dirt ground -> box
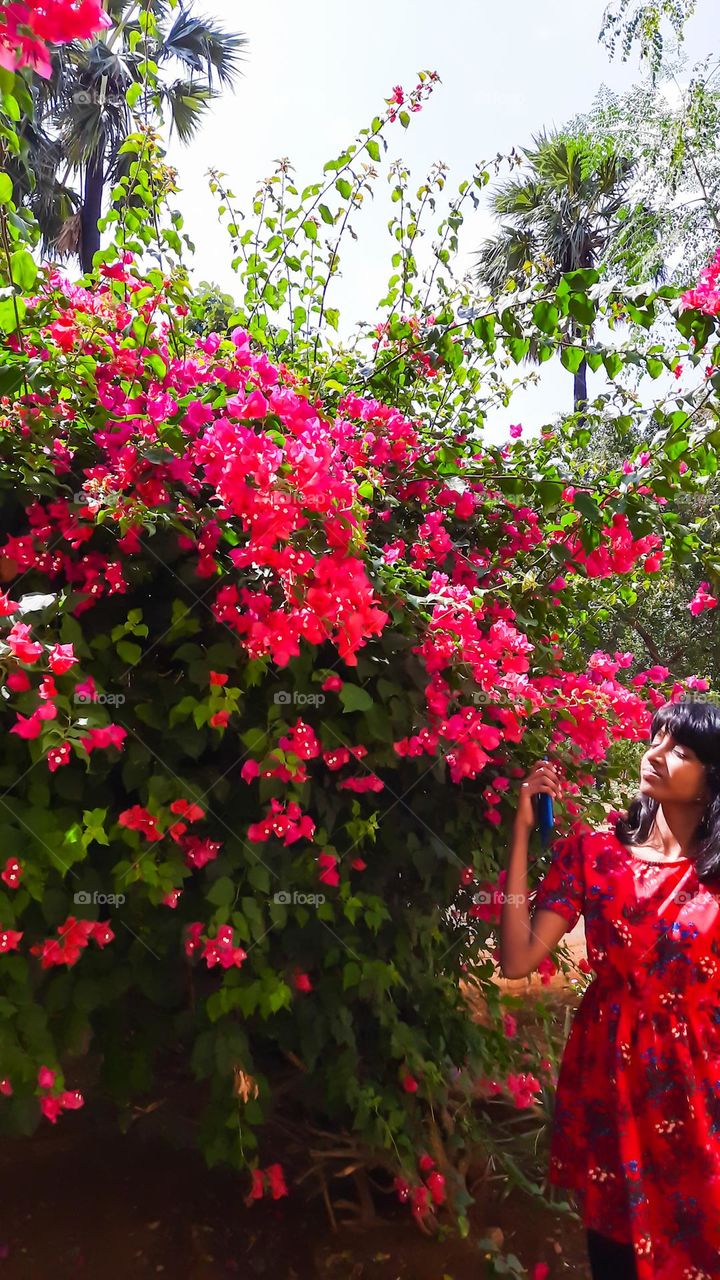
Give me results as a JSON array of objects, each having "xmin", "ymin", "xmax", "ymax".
[
  {"xmin": 0, "ymin": 925, "xmax": 591, "ymax": 1279},
  {"xmin": 0, "ymin": 1115, "xmax": 591, "ymax": 1279}
]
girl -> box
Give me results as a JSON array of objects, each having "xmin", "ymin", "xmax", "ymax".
[{"xmin": 499, "ymin": 697, "xmax": 720, "ymax": 1280}]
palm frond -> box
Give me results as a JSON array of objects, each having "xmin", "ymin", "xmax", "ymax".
[
  {"xmin": 161, "ymin": 78, "xmax": 213, "ymax": 142},
  {"xmin": 160, "ymin": 9, "xmax": 247, "ymax": 90},
  {"xmin": 475, "ymin": 227, "xmax": 538, "ymax": 292}
]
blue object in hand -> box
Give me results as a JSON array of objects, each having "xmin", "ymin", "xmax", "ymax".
[
  {"xmin": 537, "ymin": 791, "xmax": 554, "ymax": 847},
  {"xmin": 533, "ymin": 756, "xmax": 556, "ymax": 846}
]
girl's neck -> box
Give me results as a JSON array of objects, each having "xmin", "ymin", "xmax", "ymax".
[{"xmin": 648, "ymin": 803, "xmax": 703, "ymax": 859}]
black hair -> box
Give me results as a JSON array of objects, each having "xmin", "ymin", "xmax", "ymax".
[{"xmin": 614, "ymin": 697, "xmax": 720, "ymax": 885}]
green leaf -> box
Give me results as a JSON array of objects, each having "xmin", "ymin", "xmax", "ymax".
[
  {"xmin": 206, "ymin": 876, "xmax": 236, "ymax": 907},
  {"xmin": 339, "ymin": 685, "xmax": 373, "ymax": 713},
  {"xmin": 506, "ymin": 336, "xmax": 530, "ymax": 363},
  {"xmin": 366, "ymin": 140, "xmax": 381, "ymax": 162},
  {"xmin": 603, "ymin": 352, "xmax": 623, "ymax": 379},
  {"xmin": 531, "ymin": 301, "xmax": 559, "ymax": 335},
  {"xmin": 0, "ymin": 363, "xmax": 25, "ymax": 395},
  {"xmin": 560, "ymin": 346, "xmax": 584, "ymax": 374},
  {"xmin": 0, "ymin": 295, "xmax": 25, "ymax": 333},
  {"xmin": 572, "ymin": 492, "xmax": 601, "ymax": 524},
  {"xmin": 335, "ymin": 178, "xmax": 352, "ymax": 200},
  {"xmin": 116, "ymin": 640, "xmax": 142, "ymax": 665},
  {"xmin": 247, "ymin": 862, "xmax": 271, "ymax": 894},
  {"xmin": 301, "ymin": 220, "xmax": 318, "ymax": 242},
  {"xmin": 0, "ymin": 173, "xmax": 13, "ymax": 205},
  {"xmin": 568, "ymin": 292, "xmax": 596, "ymax": 326},
  {"xmin": 9, "ymin": 250, "xmax": 36, "ymax": 291}
]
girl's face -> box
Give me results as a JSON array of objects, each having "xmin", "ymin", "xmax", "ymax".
[{"xmin": 639, "ymin": 727, "xmax": 707, "ymax": 806}]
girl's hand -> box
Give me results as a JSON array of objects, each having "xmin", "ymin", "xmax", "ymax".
[{"xmin": 514, "ymin": 759, "xmax": 563, "ymax": 834}]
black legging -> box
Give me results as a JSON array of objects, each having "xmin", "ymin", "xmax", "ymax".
[{"xmin": 586, "ymin": 1229, "xmax": 638, "ymax": 1279}]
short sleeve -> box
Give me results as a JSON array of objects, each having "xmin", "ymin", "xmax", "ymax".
[{"xmin": 532, "ymin": 833, "xmax": 585, "ymax": 929}]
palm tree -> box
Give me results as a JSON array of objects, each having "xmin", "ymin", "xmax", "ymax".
[
  {"xmin": 18, "ymin": 1, "xmax": 246, "ymax": 272},
  {"xmin": 476, "ymin": 132, "xmax": 637, "ymax": 412}
]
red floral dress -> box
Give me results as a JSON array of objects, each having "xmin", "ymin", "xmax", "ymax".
[{"xmin": 532, "ymin": 827, "xmax": 720, "ymax": 1280}]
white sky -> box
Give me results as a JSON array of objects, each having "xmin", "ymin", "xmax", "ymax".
[{"xmin": 166, "ymin": 1, "xmax": 718, "ymax": 437}]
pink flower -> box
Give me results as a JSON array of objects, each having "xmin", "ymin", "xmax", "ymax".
[
  {"xmin": 182, "ymin": 836, "xmax": 222, "ymax": 869},
  {"xmin": 48, "ymin": 742, "xmax": 72, "ymax": 772},
  {"xmin": 118, "ymin": 805, "xmax": 161, "ymax": 841},
  {"xmin": 184, "ymin": 922, "xmax": 204, "ymax": 958},
  {"xmin": 321, "ymin": 674, "xmax": 343, "ymax": 692},
  {"xmin": 235, "ymin": 389, "xmax": 268, "ymax": 420},
  {"xmin": 47, "ymin": 643, "xmax": 76, "ymax": 674},
  {"xmin": 506, "ymin": 1071, "xmax": 542, "ymax": 1108},
  {"xmin": 537, "ymin": 955, "xmax": 558, "ymax": 985},
  {"xmin": 533, "ymin": 1266, "xmax": 551, "ymax": 1280},
  {"xmin": 38, "ymin": 1065, "xmax": 56, "ymax": 1090},
  {"xmin": 689, "ymin": 581, "xmax": 718, "ymax": 616},
  {"xmin": 0, "ymin": 927, "xmax": 22, "ymax": 953},
  {"xmin": 169, "ymin": 800, "xmax": 205, "ymax": 822},
  {"xmin": 425, "ymin": 1171, "xmax": 446, "ymax": 1205},
  {"xmin": 40, "ymin": 1096, "xmax": 63, "ymax": 1124},
  {"xmin": 681, "ymin": 248, "xmax": 720, "ymax": 315},
  {"xmin": 401, "ymin": 1071, "xmax": 419, "ymax": 1093},
  {"xmin": 202, "ymin": 927, "xmax": 247, "ymax": 970},
  {"xmin": 10, "ymin": 711, "xmax": 43, "ymax": 740},
  {"xmin": 509, "ymin": 423, "xmax": 523, "ymax": 438},
  {"xmin": 410, "ymin": 1184, "xmax": 431, "ymax": 1221},
  {"xmin": 5, "ymin": 623, "xmax": 43, "ymax": 663},
  {"xmin": 58, "ymin": 1090, "xmax": 84, "ymax": 1111},
  {"xmin": 293, "ymin": 971, "xmax": 312, "ymax": 992},
  {"xmin": 1, "ymin": 858, "xmax": 22, "ymax": 890},
  {"xmin": 502, "ymin": 1013, "xmax": 518, "ymax": 1038},
  {"xmin": 265, "ymin": 1163, "xmax": 288, "ymax": 1199},
  {"xmin": 6, "ymin": 671, "xmax": 31, "ymax": 692},
  {"xmin": 317, "ymin": 851, "xmax": 340, "ymax": 886}
]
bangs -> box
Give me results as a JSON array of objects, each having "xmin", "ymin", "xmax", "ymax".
[{"xmin": 651, "ymin": 699, "xmax": 720, "ymax": 765}]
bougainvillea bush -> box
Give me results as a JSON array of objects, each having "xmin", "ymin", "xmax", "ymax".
[{"xmin": 0, "ymin": 21, "xmax": 720, "ymax": 1242}]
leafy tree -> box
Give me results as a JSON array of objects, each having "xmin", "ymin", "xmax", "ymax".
[
  {"xmin": 572, "ymin": 416, "xmax": 720, "ymax": 682},
  {"xmin": 569, "ymin": 55, "xmax": 720, "ymax": 283},
  {"xmin": 17, "ymin": 0, "xmax": 245, "ymax": 271},
  {"xmin": 600, "ymin": 0, "xmax": 698, "ymax": 76},
  {"xmin": 475, "ymin": 132, "xmax": 637, "ymax": 412}
]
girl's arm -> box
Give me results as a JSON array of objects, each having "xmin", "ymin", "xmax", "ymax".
[
  {"xmin": 499, "ymin": 817, "xmax": 570, "ymax": 978},
  {"xmin": 498, "ymin": 759, "xmax": 568, "ymax": 979}
]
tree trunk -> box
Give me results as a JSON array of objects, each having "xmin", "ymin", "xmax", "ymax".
[
  {"xmin": 80, "ymin": 149, "xmax": 104, "ymax": 274},
  {"xmin": 573, "ymin": 357, "xmax": 588, "ymax": 415}
]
